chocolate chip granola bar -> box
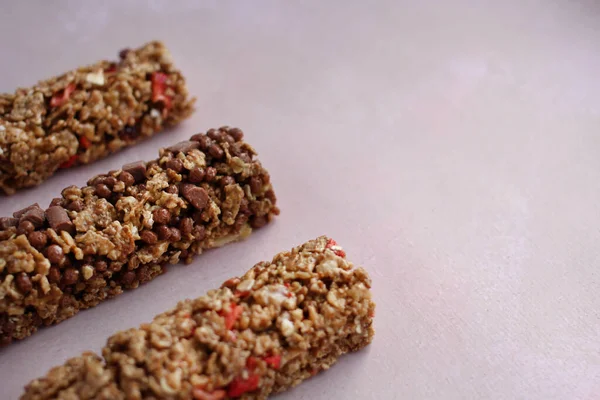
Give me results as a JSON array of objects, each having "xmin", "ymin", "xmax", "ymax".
[
  {"xmin": 0, "ymin": 41, "xmax": 195, "ymax": 195},
  {"xmin": 0, "ymin": 127, "xmax": 278, "ymax": 345},
  {"xmin": 22, "ymin": 236, "xmax": 375, "ymax": 400}
]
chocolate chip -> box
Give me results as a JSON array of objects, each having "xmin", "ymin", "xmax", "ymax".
[
  {"xmin": 266, "ymin": 189, "xmax": 277, "ymax": 203},
  {"xmin": 165, "ymin": 184, "xmax": 178, "ymax": 194},
  {"xmin": 191, "ymin": 134, "xmax": 212, "ymax": 151},
  {"xmin": 249, "ymin": 201, "xmax": 261, "ymax": 214},
  {"xmin": 62, "ymin": 268, "xmax": 79, "ymax": 285},
  {"xmin": 147, "ymin": 160, "xmax": 158, "ymax": 170},
  {"xmin": 46, "ymin": 206, "xmax": 74, "ymax": 233},
  {"xmin": 118, "ymin": 171, "xmax": 135, "ymax": 187},
  {"xmin": 122, "ymin": 161, "xmax": 147, "ymax": 183},
  {"xmin": 0, "ymin": 313, "xmax": 16, "ymax": 336},
  {"xmin": 121, "ymin": 271, "xmax": 136, "ymax": 286},
  {"xmin": 208, "ymin": 144, "xmax": 224, "ymax": 159},
  {"xmin": 21, "ymin": 207, "xmax": 46, "ymax": 228},
  {"xmin": 221, "ymin": 176, "xmax": 235, "ymax": 187},
  {"xmin": 156, "ymin": 225, "xmax": 172, "ymax": 241},
  {"xmin": 239, "ymin": 198, "xmax": 250, "ymax": 214},
  {"xmin": 167, "ymin": 140, "xmax": 200, "ymax": 154},
  {"xmin": 50, "ymin": 198, "xmax": 65, "ymax": 207},
  {"xmin": 68, "ymin": 200, "xmax": 84, "ymax": 212},
  {"xmin": 111, "ymin": 193, "xmax": 123, "ymax": 203},
  {"xmin": 170, "ymin": 227, "xmax": 181, "ymax": 242},
  {"xmin": 189, "ymin": 167, "xmax": 205, "ymax": 183},
  {"xmin": 250, "ymin": 215, "xmax": 268, "ymax": 229},
  {"xmin": 48, "ymin": 267, "xmax": 61, "ymax": 284},
  {"xmin": 192, "ymin": 211, "xmax": 204, "ymax": 224},
  {"xmin": 46, "ymin": 245, "xmax": 65, "ymax": 265},
  {"xmin": 181, "ymin": 184, "xmax": 209, "ymax": 210},
  {"xmin": 234, "ymin": 213, "xmax": 249, "ymax": 230},
  {"xmin": 222, "ymin": 134, "xmax": 235, "ymax": 146},
  {"xmin": 0, "ymin": 217, "xmax": 18, "ymax": 230},
  {"xmin": 152, "ymin": 208, "xmax": 171, "ymax": 225},
  {"xmin": 179, "ymin": 218, "xmax": 193, "ymax": 236},
  {"xmin": 94, "ymin": 260, "xmax": 108, "ymax": 272},
  {"xmin": 103, "ymin": 176, "xmax": 117, "ymax": 189},
  {"xmin": 140, "ymin": 230, "xmax": 158, "ymax": 245},
  {"xmin": 179, "ymin": 249, "xmax": 189, "ymax": 261},
  {"xmin": 15, "ymin": 273, "xmax": 32, "ymax": 294},
  {"xmin": 95, "ymin": 184, "xmax": 111, "ymax": 198},
  {"xmin": 229, "ymin": 128, "xmax": 244, "ymax": 141},
  {"xmin": 207, "ymin": 129, "xmax": 222, "ymax": 140},
  {"xmin": 13, "ymin": 203, "xmax": 40, "ymax": 219},
  {"xmin": 166, "ymin": 158, "xmax": 184, "ymax": 173},
  {"xmin": 28, "ymin": 231, "xmax": 48, "ymax": 249},
  {"xmin": 249, "ymin": 176, "xmax": 263, "ymax": 195},
  {"xmin": 261, "ymin": 172, "xmax": 271, "ymax": 185},
  {"xmin": 119, "ymin": 48, "xmax": 131, "ymax": 59},
  {"xmin": 205, "ymin": 167, "xmax": 217, "ymax": 182},
  {"xmin": 17, "ymin": 221, "xmax": 35, "ymax": 235},
  {"xmin": 193, "ymin": 225, "xmax": 206, "ymax": 240}
]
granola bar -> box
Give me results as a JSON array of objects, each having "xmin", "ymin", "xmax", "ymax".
[
  {"xmin": 0, "ymin": 127, "xmax": 278, "ymax": 345},
  {"xmin": 22, "ymin": 236, "xmax": 375, "ymax": 400},
  {"xmin": 0, "ymin": 41, "xmax": 195, "ymax": 195}
]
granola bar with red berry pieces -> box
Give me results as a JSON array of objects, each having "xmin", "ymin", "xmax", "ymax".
[
  {"xmin": 0, "ymin": 127, "xmax": 278, "ymax": 346},
  {"xmin": 0, "ymin": 41, "xmax": 195, "ymax": 195},
  {"xmin": 21, "ymin": 236, "xmax": 375, "ymax": 400}
]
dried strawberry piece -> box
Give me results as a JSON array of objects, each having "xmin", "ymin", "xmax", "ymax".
[
  {"xmin": 234, "ymin": 290, "xmax": 250, "ymax": 298},
  {"xmin": 246, "ymin": 354, "xmax": 280, "ymax": 371},
  {"xmin": 151, "ymin": 71, "xmax": 172, "ymax": 109},
  {"xmin": 192, "ymin": 388, "xmax": 226, "ymax": 400},
  {"xmin": 104, "ymin": 63, "xmax": 117, "ymax": 73},
  {"xmin": 326, "ymin": 238, "xmax": 338, "ymax": 247},
  {"xmin": 227, "ymin": 373, "xmax": 260, "ymax": 398},
  {"xmin": 263, "ymin": 354, "xmax": 281, "ymax": 369},
  {"xmin": 325, "ymin": 238, "xmax": 346, "ymax": 257},
  {"xmin": 79, "ymin": 136, "xmax": 91, "ymax": 150},
  {"xmin": 59, "ymin": 155, "xmax": 77, "ymax": 169},
  {"xmin": 50, "ymin": 83, "xmax": 76, "ymax": 108},
  {"xmin": 220, "ymin": 303, "xmax": 243, "ymax": 330},
  {"xmin": 246, "ymin": 356, "xmax": 259, "ymax": 370}
]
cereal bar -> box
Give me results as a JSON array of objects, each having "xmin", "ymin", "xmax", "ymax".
[
  {"xmin": 0, "ymin": 127, "xmax": 278, "ymax": 345},
  {"xmin": 22, "ymin": 236, "xmax": 375, "ymax": 400},
  {"xmin": 0, "ymin": 41, "xmax": 195, "ymax": 195}
]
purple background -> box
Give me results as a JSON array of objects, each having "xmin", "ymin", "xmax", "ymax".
[{"xmin": 1, "ymin": 1, "xmax": 599, "ymax": 399}]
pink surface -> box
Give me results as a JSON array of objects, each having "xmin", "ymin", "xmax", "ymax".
[{"xmin": 1, "ymin": 1, "xmax": 599, "ymax": 399}]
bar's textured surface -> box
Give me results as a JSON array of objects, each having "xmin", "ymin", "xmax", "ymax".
[
  {"xmin": 21, "ymin": 236, "xmax": 375, "ymax": 400},
  {"xmin": 0, "ymin": 41, "xmax": 195, "ymax": 194},
  {"xmin": 0, "ymin": 127, "xmax": 278, "ymax": 345}
]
